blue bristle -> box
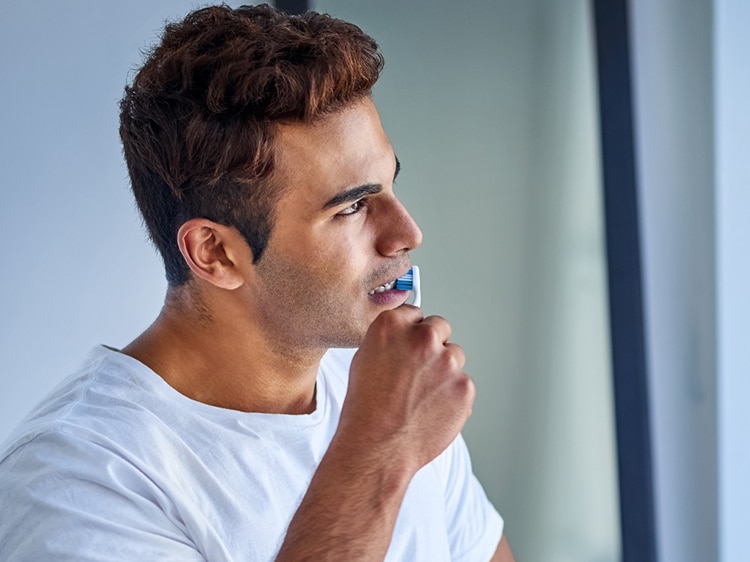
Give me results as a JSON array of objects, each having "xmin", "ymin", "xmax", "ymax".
[{"xmin": 394, "ymin": 268, "xmax": 414, "ymax": 290}]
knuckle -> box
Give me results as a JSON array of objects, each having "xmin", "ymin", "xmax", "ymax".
[
  {"xmin": 424, "ymin": 315, "xmax": 450, "ymax": 334},
  {"xmin": 374, "ymin": 306, "xmax": 423, "ymax": 332},
  {"xmin": 415, "ymin": 324, "xmax": 442, "ymax": 348},
  {"xmin": 426, "ymin": 314, "xmax": 447, "ymax": 324},
  {"xmin": 418, "ymin": 316, "xmax": 450, "ymax": 342},
  {"xmin": 371, "ymin": 308, "xmax": 402, "ymax": 333},
  {"xmin": 461, "ymin": 375, "xmax": 476, "ymax": 405},
  {"xmin": 441, "ymin": 343, "xmax": 465, "ymax": 371}
]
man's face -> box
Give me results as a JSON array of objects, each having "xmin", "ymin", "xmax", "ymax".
[{"xmin": 246, "ymin": 98, "xmax": 423, "ymax": 351}]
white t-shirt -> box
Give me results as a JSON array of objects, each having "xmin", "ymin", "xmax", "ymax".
[{"xmin": 0, "ymin": 346, "xmax": 503, "ymax": 561}]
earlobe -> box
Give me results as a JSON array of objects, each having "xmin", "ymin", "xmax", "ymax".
[{"xmin": 177, "ymin": 219, "xmax": 245, "ymax": 290}]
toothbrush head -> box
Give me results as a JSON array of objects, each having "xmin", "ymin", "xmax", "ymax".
[
  {"xmin": 394, "ymin": 265, "xmax": 421, "ymax": 308},
  {"xmin": 394, "ymin": 268, "xmax": 415, "ymax": 291}
]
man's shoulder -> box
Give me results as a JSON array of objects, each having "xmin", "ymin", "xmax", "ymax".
[
  {"xmin": 0, "ymin": 346, "xmax": 165, "ymax": 468},
  {"xmin": 0, "ymin": 348, "xmax": 204, "ymax": 561}
]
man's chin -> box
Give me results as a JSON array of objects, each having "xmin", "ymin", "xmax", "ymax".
[
  {"xmin": 321, "ymin": 323, "xmax": 371, "ymax": 350},
  {"xmin": 325, "ymin": 333, "xmax": 366, "ymax": 350}
]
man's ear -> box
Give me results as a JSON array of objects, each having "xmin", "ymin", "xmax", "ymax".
[{"xmin": 176, "ymin": 219, "xmax": 248, "ymax": 290}]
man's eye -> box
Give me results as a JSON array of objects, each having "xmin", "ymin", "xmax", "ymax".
[{"xmin": 337, "ymin": 199, "xmax": 366, "ymax": 217}]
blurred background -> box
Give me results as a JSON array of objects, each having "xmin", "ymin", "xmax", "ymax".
[
  {"xmin": 1, "ymin": 1, "xmax": 748, "ymax": 561},
  {"xmin": 317, "ymin": 2, "xmax": 620, "ymax": 561}
]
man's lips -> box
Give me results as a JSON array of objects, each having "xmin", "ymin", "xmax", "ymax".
[{"xmin": 368, "ymin": 264, "xmax": 411, "ymax": 296}]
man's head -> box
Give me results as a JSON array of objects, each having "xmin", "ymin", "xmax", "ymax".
[{"xmin": 119, "ymin": 4, "xmax": 384, "ymax": 285}]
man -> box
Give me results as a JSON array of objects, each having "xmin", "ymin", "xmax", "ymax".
[{"xmin": 0, "ymin": 4, "xmax": 513, "ymax": 560}]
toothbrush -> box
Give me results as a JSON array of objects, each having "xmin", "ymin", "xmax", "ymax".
[{"xmin": 394, "ymin": 265, "xmax": 421, "ymax": 308}]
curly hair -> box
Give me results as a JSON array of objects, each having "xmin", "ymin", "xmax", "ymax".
[{"xmin": 119, "ymin": 4, "xmax": 384, "ymax": 285}]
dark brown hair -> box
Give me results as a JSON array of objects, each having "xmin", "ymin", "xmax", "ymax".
[{"xmin": 119, "ymin": 3, "xmax": 384, "ymax": 285}]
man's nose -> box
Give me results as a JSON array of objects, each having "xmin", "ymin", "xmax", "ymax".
[{"xmin": 376, "ymin": 197, "xmax": 423, "ymax": 257}]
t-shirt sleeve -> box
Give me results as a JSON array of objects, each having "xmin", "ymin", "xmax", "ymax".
[
  {"xmin": 0, "ymin": 431, "xmax": 205, "ymax": 562},
  {"xmin": 439, "ymin": 433, "xmax": 505, "ymax": 562}
]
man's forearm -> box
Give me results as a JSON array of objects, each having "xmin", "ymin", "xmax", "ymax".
[
  {"xmin": 277, "ymin": 306, "xmax": 474, "ymax": 559},
  {"xmin": 275, "ymin": 437, "xmax": 413, "ymax": 561},
  {"xmin": 491, "ymin": 535, "xmax": 516, "ymax": 562}
]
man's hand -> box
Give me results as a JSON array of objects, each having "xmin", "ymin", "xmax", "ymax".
[
  {"xmin": 276, "ymin": 305, "xmax": 475, "ymax": 560},
  {"xmin": 338, "ymin": 305, "xmax": 475, "ymax": 474}
]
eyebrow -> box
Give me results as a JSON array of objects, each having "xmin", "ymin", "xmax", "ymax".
[
  {"xmin": 322, "ymin": 155, "xmax": 401, "ymax": 210},
  {"xmin": 323, "ymin": 183, "xmax": 383, "ymax": 210}
]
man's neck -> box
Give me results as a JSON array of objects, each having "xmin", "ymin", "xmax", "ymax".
[{"xmin": 121, "ymin": 287, "xmax": 324, "ymax": 415}]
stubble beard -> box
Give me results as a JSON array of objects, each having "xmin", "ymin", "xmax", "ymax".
[{"xmin": 253, "ymin": 253, "xmax": 374, "ymax": 353}]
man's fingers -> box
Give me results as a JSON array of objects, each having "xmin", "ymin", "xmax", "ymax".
[
  {"xmin": 442, "ymin": 342, "xmax": 466, "ymax": 372},
  {"xmin": 376, "ymin": 303, "xmax": 424, "ymax": 324},
  {"xmin": 380, "ymin": 306, "xmax": 454, "ymax": 340},
  {"xmin": 372, "ymin": 309, "xmax": 455, "ymax": 350},
  {"xmin": 417, "ymin": 314, "xmax": 452, "ymax": 344}
]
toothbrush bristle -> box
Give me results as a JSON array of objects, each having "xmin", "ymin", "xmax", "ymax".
[{"xmin": 394, "ymin": 268, "xmax": 414, "ymax": 290}]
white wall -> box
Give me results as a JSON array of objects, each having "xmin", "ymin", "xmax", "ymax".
[
  {"xmin": 0, "ymin": 3, "xmax": 203, "ymax": 433},
  {"xmin": 715, "ymin": 1, "xmax": 750, "ymax": 561}
]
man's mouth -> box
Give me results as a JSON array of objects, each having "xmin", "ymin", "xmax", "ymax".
[{"xmin": 368, "ymin": 279, "xmax": 397, "ymax": 295}]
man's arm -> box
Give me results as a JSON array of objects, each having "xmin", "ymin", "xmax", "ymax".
[
  {"xmin": 491, "ymin": 535, "xmax": 516, "ymax": 562},
  {"xmin": 276, "ymin": 305, "xmax": 475, "ymax": 560}
]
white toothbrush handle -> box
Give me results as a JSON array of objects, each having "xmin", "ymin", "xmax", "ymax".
[{"xmin": 411, "ymin": 265, "xmax": 421, "ymax": 308}]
